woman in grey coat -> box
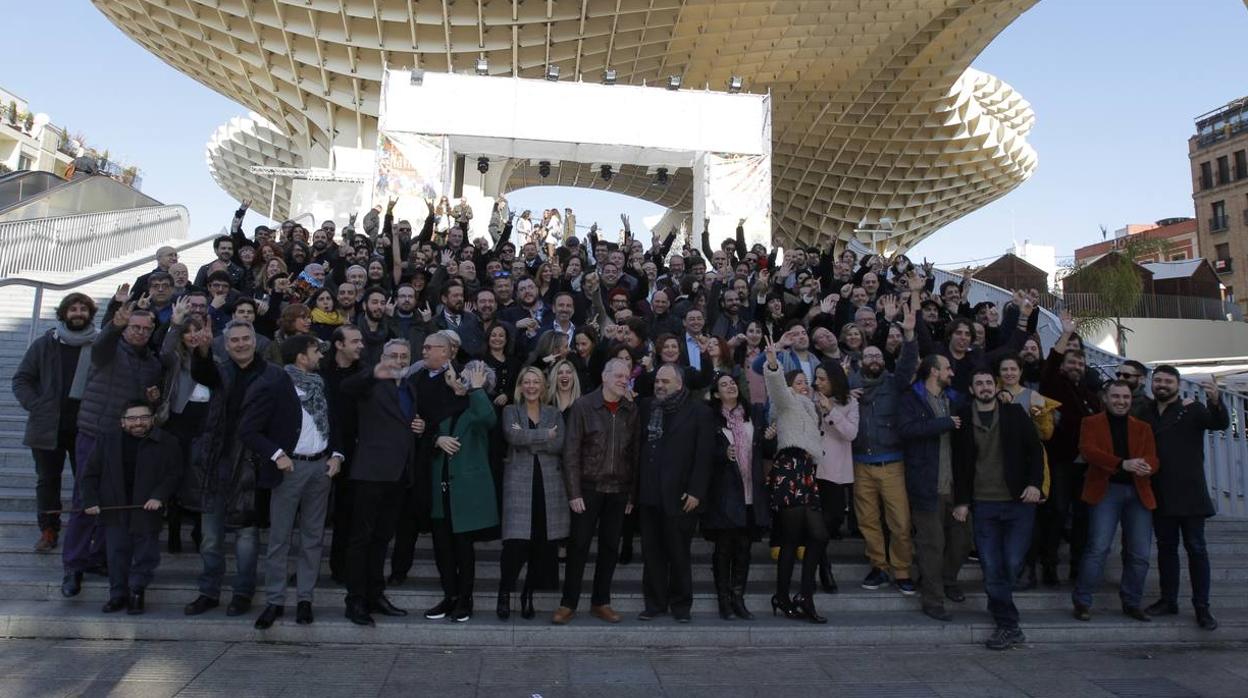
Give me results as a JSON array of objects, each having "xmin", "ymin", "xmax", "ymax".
[{"xmin": 497, "ymin": 366, "xmax": 569, "ymax": 620}]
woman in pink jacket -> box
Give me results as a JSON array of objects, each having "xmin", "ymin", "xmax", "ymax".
[{"xmin": 813, "ymin": 360, "xmax": 860, "ymax": 594}]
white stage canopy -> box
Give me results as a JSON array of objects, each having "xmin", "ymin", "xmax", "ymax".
[{"xmin": 374, "ymin": 69, "xmax": 773, "ymax": 251}]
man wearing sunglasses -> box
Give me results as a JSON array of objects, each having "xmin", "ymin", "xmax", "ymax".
[{"xmin": 1115, "ymin": 360, "xmax": 1151, "ymax": 418}]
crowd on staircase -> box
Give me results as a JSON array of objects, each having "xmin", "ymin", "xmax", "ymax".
[{"xmin": 8, "ymin": 196, "xmax": 1229, "ymax": 650}]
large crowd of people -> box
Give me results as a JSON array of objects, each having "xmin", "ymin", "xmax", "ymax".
[{"xmin": 10, "ymin": 196, "xmax": 1228, "ymax": 649}]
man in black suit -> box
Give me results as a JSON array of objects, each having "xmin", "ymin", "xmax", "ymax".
[
  {"xmin": 322, "ymin": 326, "xmax": 364, "ymax": 584},
  {"xmin": 240, "ymin": 334, "xmax": 344, "ymax": 629},
  {"xmin": 81, "ymin": 401, "xmax": 182, "ymax": 615},
  {"xmin": 434, "ymin": 281, "xmax": 485, "ymax": 359},
  {"xmin": 340, "ymin": 339, "xmax": 425, "ymax": 625},
  {"xmin": 637, "ymin": 365, "xmax": 714, "ymax": 622}
]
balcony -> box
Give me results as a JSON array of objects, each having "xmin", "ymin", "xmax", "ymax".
[
  {"xmin": 1210, "ymin": 215, "xmax": 1229, "ymax": 232},
  {"xmin": 1058, "ymin": 291, "xmax": 1241, "ymax": 321},
  {"xmin": 1215, "ymin": 258, "xmax": 1234, "ymax": 274}
]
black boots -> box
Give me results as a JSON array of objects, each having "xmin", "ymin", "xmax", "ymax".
[
  {"xmin": 712, "ymin": 546, "xmax": 735, "ymax": 620},
  {"xmin": 818, "ymin": 556, "xmax": 838, "ymax": 594}
]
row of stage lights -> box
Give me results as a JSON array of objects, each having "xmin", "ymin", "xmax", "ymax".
[
  {"xmin": 470, "ymin": 60, "xmax": 710, "ymax": 184},
  {"xmin": 473, "ymin": 58, "xmax": 743, "ymax": 93},
  {"xmin": 476, "ymin": 156, "xmax": 670, "ymax": 185}
]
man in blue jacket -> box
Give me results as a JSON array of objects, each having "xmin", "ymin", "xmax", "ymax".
[
  {"xmin": 849, "ymin": 304, "xmax": 918, "ymax": 594},
  {"xmin": 899, "ymin": 354, "xmax": 970, "ymax": 620}
]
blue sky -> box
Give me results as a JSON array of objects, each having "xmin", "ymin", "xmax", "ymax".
[{"xmin": 5, "ymin": 1, "xmax": 1247, "ymax": 262}]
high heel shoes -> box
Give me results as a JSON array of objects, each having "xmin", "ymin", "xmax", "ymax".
[
  {"xmin": 793, "ymin": 593, "xmax": 827, "ymax": 624},
  {"xmin": 770, "ymin": 593, "xmax": 801, "ymax": 619}
]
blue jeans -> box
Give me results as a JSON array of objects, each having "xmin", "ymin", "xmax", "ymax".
[
  {"xmin": 1073, "ymin": 482, "xmax": 1152, "ymax": 609},
  {"xmin": 198, "ymin": 497, "xmax": 259, "ymax": 600},
  {"xmin": 972, "ymin": 500, "xmax": 1036, "ymax": 629}
]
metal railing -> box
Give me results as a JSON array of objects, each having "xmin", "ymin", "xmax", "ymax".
[
  {"xmin": 1051, "ymin": 291, "xmax": 1242, "ymax": 322},
  {"xmin": 0, "ymin": 205, "xmax": 188, "ymax": 278},
  {"xmin": 933, "ymin": 269, "xmax": 1248, "ymax": 519},
  {"xmin": 0, "ymin": 233, "xmax": 218, "ymax": 346}
]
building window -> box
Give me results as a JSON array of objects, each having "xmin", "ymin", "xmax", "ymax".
[
  {"xmin": 1169, "ymin": 253, "xmax": 1188, "ymax": 261},
  {"xmin": 1201, "ymin": 161, "xmax": 1214, "ymax": 189},
  {"xmin": 1217, "ymin": 156, "xmax": 1230, "ymax": 185},
  {"xmin": 1215, "ymin": 242, "xmax": 1230, "ymax": 259},
  {"xmin": 1212, "ymin": 200, "xmax": 1228, "ymax": 231},
  {"xmin": 1237, "ymin": 150, "xmax": 1248, "ymax": 180},
  {"xmin": 16, "ymin": 154, "xmax": 32, "ymax": 171}
]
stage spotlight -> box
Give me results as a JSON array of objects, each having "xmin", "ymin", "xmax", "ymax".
[
  {"xmin": 476, "ymin": 58, "xmax": 489, "ymax": 76},
  {"xmin": 477, "ymin": 157, "xmax": 489, "ymax": 174},
  {"xmin": 600, "ymin": 164, "xmax": 613, "ymax": 181},
  {"xmin": 666, "ymin": 75, "xmax": 681, "ymax": 90},
  {"xmin": 539, "ymin": 161, "xmax": 551, "ymax": 178},
  {"xmin": 603, "ymin": 69, "xmax": 617, "ymax": 85},
  {"xmin": 655, "ymin": 167, "xmax": 669, "ymax": 185},
  {"xmin": 546, "ymin": 65, "xmax": 560, "ymax": 82},
  {"xmin": 728, "ymin": 76, "xmax": 743, "ymax": 93}
]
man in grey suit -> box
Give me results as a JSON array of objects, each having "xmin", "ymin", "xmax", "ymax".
[{"xmin": 339, "ymin": 339, "xmax": 426, "ymax": 626}]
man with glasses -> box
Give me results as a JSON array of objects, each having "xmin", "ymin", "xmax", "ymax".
[
  {"xmin": 61, "ymin": 303, "xmax": 163, "ymax": 598},
  {"xmin": 81, "ymin": 401, "xmax": 181, "ymax": 615}
]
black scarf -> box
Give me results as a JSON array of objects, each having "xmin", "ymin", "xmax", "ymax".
[{"xmin": 647, "ymin": 386, "xmax": 688, "ymax": 445}]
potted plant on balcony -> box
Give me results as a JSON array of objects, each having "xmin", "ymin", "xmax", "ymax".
[{"xmin": 5, "ymin": 101, "xmax": 15, "ymax": 126}]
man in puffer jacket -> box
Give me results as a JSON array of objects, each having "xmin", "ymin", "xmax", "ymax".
[
  {"xmin": 848, "ymin": 304, "xmax": 918, "ymax": 595},
  {"xmin": 62, "ymin": 303, "xmax": 163, "ymax": 599}
]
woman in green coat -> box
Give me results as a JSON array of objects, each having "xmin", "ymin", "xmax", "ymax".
[{"xmin": 424, "ymin": 362, "xmax": 498, "ymax": 623}]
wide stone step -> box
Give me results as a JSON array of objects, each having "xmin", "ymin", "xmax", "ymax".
[
  {"xmin": 6, "ymin": 565, "xmax": 1245, "ymax": 612},
  {"xmin": 0, "ymin": 600, "xmax": 1241, "ymax": 647}
]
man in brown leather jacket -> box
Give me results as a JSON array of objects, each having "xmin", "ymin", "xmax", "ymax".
[{"xmin": 552, "ymin": 358, "xmax": 639, "ymax": 625}]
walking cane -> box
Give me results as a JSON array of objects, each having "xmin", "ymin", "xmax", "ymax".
[{"xmin": 40, "ymin": 504, "xmax": 162, "ymax": 515}]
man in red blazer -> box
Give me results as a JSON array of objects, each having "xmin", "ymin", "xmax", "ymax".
[{"xmin": 1072, "ymin": 381, "xmax": 1160, "ymax": 622}]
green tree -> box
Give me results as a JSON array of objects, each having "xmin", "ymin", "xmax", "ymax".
[{"xmin": 1060, "ymin": 227, "xmax": 1171, "ymax": 356}]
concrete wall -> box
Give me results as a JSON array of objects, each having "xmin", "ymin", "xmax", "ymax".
[{"xmin": 1086, "ymin": 317, "xmax": 1248, "ymax": 362}]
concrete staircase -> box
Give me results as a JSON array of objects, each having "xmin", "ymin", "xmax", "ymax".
[{"xmin": 0, "ymin": 245, "xmax": 1244, "ymax": 647}]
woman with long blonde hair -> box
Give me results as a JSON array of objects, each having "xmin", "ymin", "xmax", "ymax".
[{"xmin": 545, "ymin": 359, "xmax": 582, "ymax": 418}]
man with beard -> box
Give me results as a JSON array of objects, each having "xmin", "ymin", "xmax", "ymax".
[
  {"xmin": 1018, "ymin": 335, "xmax": 1043, "ymax": 389},
  {"xmin": 1073, "ymin": 381, "xmax": 1159, "ymax": 623},
  {"xmin": 636, "ymin": 365, "xmax": 713, "ymax": 622},
  {"xmin": 13, "ymin": 293, "xmax": 99, "ymax": 552},
  {"xmin": 60, "ymin": 303, "xmax": 163, "ymax": 598},
  {"xmin": 335, "ymin": 283, "xmax": 358, "ymax": 324},
  {"xmin": 356, "ymin": 287, "xmax": 396, "ymax": 366},
  {"xmin": 80, "ymin": 401, "xmax": 182, "ymax": 615},
  {"xmin": 899, "ymin": 354, "xmax": 970, "ymax": 621},
  {"xmin": 492, "ymin": 274, "xmax": 516, "ymax": 314},
  {"xmin": 537, "ymin": 292, "xmax": 577, "ymax": 350},
  {"xmin": 1141, "ymin": 366, "xmax": 1228, "ymax": 630},
  {"xmin": 322, "ymin": 325, "xmax": 364, "ymax": 583},
  {"xmin": 1038, "ymin": 311, "xmax": 1104, "ymax": 586},
  {"xmin": 709, "ymin": 289, "xmax": 748, "ymax": 341},
  {"xmin": 502, "ymin": 277, "xmax": 549, "ymax": 349},
  {"xmin": 917, "ymin": 297, "xmax": 1036, "ymax": 394},
  {"xmin": 951, "ymin": 369, "xmax": 1044, "ymax": 650},
  {"xmin": 434, "ymin": 282, "xmax": 484, "ymax": 359},
  {"xmin": 182, "ymin": 320, "xmax": 267, "ymax": 618},
  {"xmin": 195, "ymin": 236, "xmax": 246, "ymax": 289},
  {"xmin": 388, "ymin": 284, "xmax": 430, "ymax": 348},
  {"xmin": 341, "ymin": 340, "xmax": 426, "ymax": 625},
  {"xmin": 850, "ymin": 305, "xmax": 919, "ymax": 595}
]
